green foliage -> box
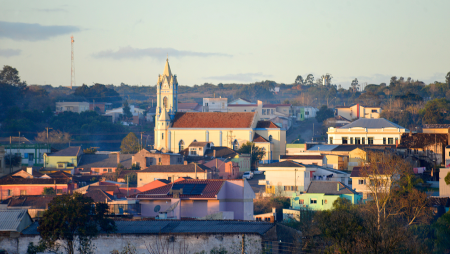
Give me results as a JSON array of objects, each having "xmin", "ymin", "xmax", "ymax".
[
  {"xmin": 120, "ymin": 132, "xmax": 140, "ymax": 154},
  {"xmin": 420, "ymin": 98, "xmax": 450, "ymax": 124},
  {"xmin": 110, "ymin": 242, "xmax": 137, "ymax": 254},
  {"xmin": 237, "ymin": 142, "xmax": 265, "ymax": 169},
  {"xmin": 234, "ymin": 81, "xmax": 275, "ymax": 101},
  {"xmin": 42, "ymin": 187, "xmax": 55, "ymax": 195},
  {"xmin": 131, "ymin": 163, "xmax": 140, "ymax": 170},
  {"xmin": 254, "ymin": 197, "xmax": 290, "ymax": 215},
  {"xmin": 27, "ymin": 242, "xmax": 46, "ymax": 254},
  {"xmin": 37, "ymin": 193, "xmax": 115, "ymax": 254},
  {"xmin": 74, "ymin": 83, "xmax": 122, "ymax": 107},
  {"xmin": 315, "ymin": 105, "xmax": 334, "ymax": 123},
  {"xmin": 83, "ymin": 147, "xmax": 97, "ymax": 154},
  {"xmin": 445, "ymin": 172, "xmax": 450, "ymax": 185},
  {"xmin": 122, "ymin": 100, "xmax": 133, "ymax": 120},
  {"xmin": 117, "ymin": 163, "xmax": 125, "ymax": 170},
  {"xmin": 4, "ymin": 153, "xmax": 22, "ymax": 166}
]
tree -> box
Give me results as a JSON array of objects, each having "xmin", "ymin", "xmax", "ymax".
[
  {"xmin": 41, "ymin": 187, "xmax": 55, "ymax": 195},
  {"xmin": 120, "ymin": 132, "xmax": 140, "ymax": 154},
  {"xmin": 122, "ymin": 100, "xmax": 133, "ymax": 120},
  {"xmin": 445, "ymin": 172, "xmax": 450, "ymax": 185},
  {"xmin": 315, "ymin": 105, "xmax": 334, "ymax": 123},
  {"xmin": 5, "ymin": 153, "xmax": 21, "ymax": 167},
  {"xmin": 350, "ymin": 78, "xmax": 359, "ymax": 92},
  {"xmin": 305, "ymin": 74, "xmax": 314, "ymax": 86},
  {"xmin": 237, "ymin": 142, "xmax": 265, "ymax": 170},
  {"xmin": 446, "ymin": 71, "xmax": 450, "ymax": 85},
  {"xmin": 35, "ymin": 130, "xmax": 71, "ymax": 145},
  {"xmin": 83, "ymin": 147, "xmax": 97, "ymax": 154},
  {"xmin": 37, "ymin": 193, "xmax": 115, "ymax": 254},
  {"xmin": 0, "ymin": 65, "xmax": 20, "ymax": 84},
  {"xmin": 295, "ymin": 75, "xmax": 304, "ymax": 85},
  {"xmin": 419, "ymin": 98, "xmax": 450, "ymax": 124}
]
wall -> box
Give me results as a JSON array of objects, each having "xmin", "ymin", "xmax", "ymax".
[
  {"xmin": 439, "ymin": 167, "xmax": 450, "ymax": 197},
  {"xmin": 327, "ymin": 127, "xmax": 406, "ymax": 145},
  {"xmin": 45, "ymin": 155, "xmax": 78, "ymax": 169},
  {"xmin": 0, "ymin": 233, "xmax": 264, "ymax": 254},
  {"xmin": 262, "ymin": 166, "xmax": 309, "ymax": 195},
  {"xmin": 0, "ymin": 184, "xmax": 69, "ymax": 200},
  {"xmin": 137, "ymin": 171, "xmax": 208, "ymax": 187},
  {"xmin": 132, "ymin": 150, "xmax": 183, "ymax": 167},
  {"xmin": 216, "ymin": 180, "xmax": 255, "ymax": 220}
]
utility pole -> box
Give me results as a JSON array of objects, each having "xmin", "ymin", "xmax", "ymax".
[
  {"xmin": 295, "ymin": 168, "xmax": 297, "ymax": 193},
  {"xmin": 9, "ymin": 136, "xmax": 12, "ymax": 173},
  {"xmin": 140, "ymin": 132, "xmax": 144, "ymax": 150},
  {"xmin": 45, "ymin": 127, "xmax": 52, "ymax": 152}
]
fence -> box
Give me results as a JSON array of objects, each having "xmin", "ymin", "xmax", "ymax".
[{"xmin": 262, "ymin": 240, "xmax": 324, "ymax": 254}]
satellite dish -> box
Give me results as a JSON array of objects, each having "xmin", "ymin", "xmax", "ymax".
[
  {"xmin": 294, "ymin": 197, "xmax": 299, "ymax": 201},
  {"xmin": 154, "ymin": 205, "xmax": 161, "ymax": 213}
]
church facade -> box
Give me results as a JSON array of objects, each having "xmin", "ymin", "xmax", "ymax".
[{"xmin": 154, "ymin": 59, "xmax": 286, "ymax": 163}]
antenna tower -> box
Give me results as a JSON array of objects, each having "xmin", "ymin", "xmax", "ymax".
[{"xmin": 70, "ymin": 36, "xmax": 75, "ymax": 89}]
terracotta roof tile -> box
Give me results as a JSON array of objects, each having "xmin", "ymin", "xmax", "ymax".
[
  {"xmin": 171, "ymin": 112, "xmax": 256, "ymax": 128},
  {"xmin": 253, "ymin": 133, "xmax": 269, "ymax": 142},
  {"xmin": 256, "ymin": 121, "xmax": 280, "ymax": 128},
  {"xmin": 140, "ymin": 164, "xmax": 209, "ymax": 173}
]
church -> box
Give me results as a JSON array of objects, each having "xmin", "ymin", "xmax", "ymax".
[{"xmin": 154, "ymin": 59, "xmax": 286, "ymax": 163}]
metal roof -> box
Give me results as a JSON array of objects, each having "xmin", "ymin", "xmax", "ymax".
[
  {"xmin": 340, "ymin": 118, "xmax": 407, "ymax": 130},
  {"xmin": 306, "ymin": 181, "xmax": 358, "ymax": 195},
  {"xmin": 22, "ymin": 220, "xmax": 274, "ymax": 235},
  {"xmin": 307, "ymin": 145, "xmax": 339, "ymax": 151},
  {"xmin": 48, "ymin": 146, "xmax": 82, "ymax": 157},
  {"xmin": 0, "ymin": 209, "xmax": 30, "ymax": 231}
]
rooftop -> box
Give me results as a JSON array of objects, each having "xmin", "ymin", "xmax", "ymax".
[
  {"xmin": 262, "ymin": 104, "xmax": 291, "ymax": 108},
  {"xmin": 1, "ymin": 195, "xmax": 55, "ymax": 209},
  {"xmin": 171, "ymin": 112, "xmax": 256, "ymax": 128},
  {"xmin": 397, "ymin": 133, "xmax": 448, "ymax": 149},
  {"xmin": 47, "ymin": 146, "xmax": 82, "ymax": 157},
  {"xmin": 305, "ymin": 181, "xmax": 358, "ymax": 195},
  {"xmin": 0, "ymin": 176, "xmax": 70, "ymax": 185},
  {"xmin": 339, "ymin": 118, "xmax": 407, "ymax": 130},
  {"xmin": 307, "ymin": 144, "xmax": 339, "ymax": 151},
  {"xmin": 423, "ymin": 124, "xmax": 450, "ymax": 129},
  {"xmin": 258, "ymin": 160, "xmax": 304, "ymax": 168},
  {"xmin": 256, "ymin": 121, "xmax": 280, "ymax": 129},
  {"xmin": 78, "ymin": 153, "xmax": 133, "ymax": 169},
  {"xmin": 140, "ymin": 163, "xmax": 209, "ymax": 173},
  {"xmin": 0, "ymin": 209, "xmax": 30, "ymax": 232},
  {"xmin": 22, "ymin": 220, "xmax": 274, "ymax": 235},
  {"xmin": 253, "ymin": 133, "xmax": 269, "ymax": 142},
  {"xmin": 280, "ymin": 155, "xmax": 323, "ymax": 160}
]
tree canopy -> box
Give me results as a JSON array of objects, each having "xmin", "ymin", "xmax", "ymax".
[
  {"xmin": 237, "ymin": 142, "xmax": 265, "ymax": 169},
  {"xmin": 120, "ymin": 132, "xmax": 140, "ymax": 154},
  {"xmin": 315, "ymin": 105, "xmax": 335, "ymax": 123}
]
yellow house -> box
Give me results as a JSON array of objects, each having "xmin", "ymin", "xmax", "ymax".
[
  {"xmin": 43, "ymin": 146, "xmax": 83, "ymax": 174},
  {"xmin": 153, "ymin": 59, "xmax": 286, "ymax": 163}
]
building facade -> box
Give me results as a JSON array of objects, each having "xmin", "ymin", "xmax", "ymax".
[{"xmin": 55, "ymin": 102, "xmax": 90, "ymax": 114}]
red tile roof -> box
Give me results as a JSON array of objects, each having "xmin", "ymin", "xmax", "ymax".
[
  {"xmin": 131, "ymin": 179, "xmax": 243, "ymax": 199},
  {"xmin": 171, "ymin": 112, "xmax": 256, "ymax": 128},
  {"xmin": 253, "ymin": 133, "xmax": 269, "ymax": 142},
  {"xmin": 280, "ymin": 155, "xmax": 323, "ymax": 160},
  {"xmin": 256, "ymin": 121, "xmax": 280, "ymax": 128},
  {"xmin": 140, "ymin": 164, "xmax": 209, "ymax": 173}
]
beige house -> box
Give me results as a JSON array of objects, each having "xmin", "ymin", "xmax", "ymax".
[
  {"xmin": 327, "ymin": 118, "xmax": 408, "ymax": 145},
  {"xmin": 335, "ymin": 103, "xmax": 381, "ymax": 120},
  {"xmin": 136, "ymin": 164, "xmax": 210, "ymax": 187},
  {"xmin": 351, "ymin": 166, "xmax": 394, "ymax": 199},
  {"xmin": 153, "ymin": 59, "xmax": 286, "ymax": 163},
  {"xmin": 422, "ymin": 124, "xmax": 450, "ymax": 134}
]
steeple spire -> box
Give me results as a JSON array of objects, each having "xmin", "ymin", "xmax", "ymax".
[{"xmin": 163, "ymin": 58, "xmax": 172, "ymax": 77}]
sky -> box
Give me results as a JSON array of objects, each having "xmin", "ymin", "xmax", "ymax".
[{"xmin": 0, "ymin": 0, "xmax": 449, "ymax": 88}]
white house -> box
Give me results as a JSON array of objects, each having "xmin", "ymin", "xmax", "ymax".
[
  {"xmin": 335, "ymin": 103, "xmax": 382, "ymax": 121},
  {"xmin": 258, "ymin": 161, "xmax": 350, "ymax": 196},
  {"xmin": 203, "ymin": 98, "xmax": 227, "ymax": 112},
  {"xmin": 327, "ymin": 118, "xmax": 408, "ymax": 145}
]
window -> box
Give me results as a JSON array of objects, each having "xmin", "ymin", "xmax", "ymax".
[
  {"xmin": 329, "ymin": 137, "xmax": 333, "ymax": 144},
  {"xmin": 271, "ymin": 109, "xmax": 274, "ymax": 115},
  {"xmin": 163, "ymin": 97, "xmax": 168, "ymax": 108},
  {"xmin": 146, "ymin": 157, "xmax": 152, "ymax": 167},
  {"xmin": 57, "ymin": 189, "xmax": 63, "ymax": 194},
  {"xmin": 355, "ymin": 137, "xmax": 361, "ymax": 144},
  {"xmin": 179, "ymin": 140, "xmax": 185, "ymax": 151},
  {"xmin": 7, "ymin": 189, "xmax": 12, "ymax": 196},
  {"xmin": 310, "ymin": 199, "xmax": 317, "ymax": 204},
  {"xmin": 233, "ymin": 140, "xmax": 239, "ymax": 150},
  {"xmin": 162, "ymin": 133, "xmax": 164, "ymax": 140},
  {"xmin": 269, "ymin": 135, "xmax": 273, "ymax": 142},
  {"xmin": 108, "ymin": 168, "xmax": 112, "ymax": 173},
  {"xmin": 168, "ymin": 177, "xmax": 171, "ymax": 182},
  {"xmin": 350, "ymin": 137, "xmax": 353, "ymax": 144},
  {"xmin": 368, "ymin": 137, "xmax": 374, "ymax": 144},
  {"xmin": 57, "ymin": 163, "xmax": 64, "ymax": 169},
  {"xmin": 103, "ymin": 169, "xmax": 107, "ymax": 172},
  {"xmin": 299, "ymin": 199, "xmax": 304, "ymax": 204},
  {"xmin": 264, "ymin": 217, "xmax": 271, "ymax": 221},
  {"xmin": 256, "ymin": 217, "xmax": 262, "ymax": 221},
  {"xmin": 358, "ymin": 179, "xmax": 365, "ymax": 185},
  {"xmin": 262, "ymin": 109, "xmax": 266, "ymax": 115},
  {"xmin": 305, "ymin": 111, "xmax": 309, "ymax": 115},
  {"xmin": 20, "ymin": 190, "xmax": 27, "ymax": 195},
  {"xmin": 159, "ymin": 158, "xmax": 162, "ymax": 163},
  {"xmin": 342, "ymin": 137, "xmax": 348, "ymax": 144},
  {"xmin": 388, "ymin": 138, "xmax": 393, "ymax": 144},
  {"xmin": 372, "ymin": 109, "xmax": 377, "ymax": 113},
  {"xmin": 383, "ymin": 138, "xmax": 386, "ymax": 144},
  {"xmin": 362, "ymin": 138, "xmax": 365, "ymax": 144}
]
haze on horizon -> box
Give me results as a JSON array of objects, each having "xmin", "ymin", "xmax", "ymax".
[{"xmin": 0, "ymin": 0, "xmax": 449, "ymax": 88}]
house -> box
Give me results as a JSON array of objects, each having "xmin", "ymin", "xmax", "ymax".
[
  {"xmin": 0, "ymin": 175, "xmax": 73, "ymax": 200},
  {"xmin": 335, "ymin": 103, "xmax": 382, "ymax": 120},
  {"xmin": 104, "ymin": 105, "xmax": 145, "ymax": 124},
  {"xmin": 0, "ymin": 137, "xmax": 51, "ymax": 168},
  {"xmin": 0, "ymin": 195, "xmax": 54, "ymax": 218},
  {"xmin": 177, "ymin": 102, "xmax": 203, "ymax": 112},
  {"xmin": 186, "ymin": 142, "xmax": 213, "ymax": 157},
  {"xmin": 55, "ymin": 101, "xmax": 90, "ymax": 114},
  {"xmin": 132, "ymin": 149, "xmax": 183, "ymax": 167},
  {"xmin": 261, "ymin": 104, "xmax": 292, "ymax": 120},
  {"xmin": 280, "ymin": 154, "xmax": 326, "ymax": 166},
  {"xmin": 285, "ymin": 144, "xmax": 312, "ymax": 154},
  {"xmin": 43, "ymin": 146, "xmax": 83, "ymax": 173},
  {"xmin": 397, "ymin": 132, "xmax": 448, "ymax": 166},
  {"xmin": 422, "ymin": 124, "xmax": 450, "ymax": 134},
  {"xmin": 137, "ymin": 163, "xmax": 211, "ymax": 187},
  {"xmin": 258, "ymin": 161, "xmax": 350, "ymax": 196},
  {"xmin": 89, "ymin": 102, "xmax": 112, "ymax": 113},
  {"xmin": 131, "ymin": 179, "xmax": 255, "ymax": 220},
  {"xmin": 206, "ymin": 147, "xmax": 251, "ymax": 173},
  {"xmin": 324, "ymin": 115, "xmax": 352, "ymax": 128},
  {"xmin": 76, "ymin": 153, "xmax": 133, "ymax": 175},
  {"xmin": 351, "ymin": 165, "xmax": 395, "ymax": 199},
  {"xmin": 292, "ymin": 106, "xmax": 318, "ymax": 121},
  {"xmin": 203, "ymin": 158, "xmax": 240, "ymax": 179},
  {"xmin": 0, "ymin": 209, "xmax": 33, "ymax": 237},
  {"xmin": 327, "ymin": 118, "xmax": 408, "ymax": 145},
  {"xmin": 203, "ymin": 97, "xmax": 227, "ymax": 112},
  {"xmin": 227, "ymin": 102, "xmax": 259, "ymax": 113},
  {"xmin": 290, "ymin": 181, "xmax": 362, "ymax": 211},
  {"xmin": 254, "ymin": 208, "xmax": 276, "ymax": 222},
  {"xmin": 229, "ymin": 98, "xmax": 253, "ymax": 104}
]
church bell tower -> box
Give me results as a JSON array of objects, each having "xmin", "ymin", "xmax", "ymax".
[{"xmin": 155, "ymin": 58, "xmax": 178, "ymax": 152}]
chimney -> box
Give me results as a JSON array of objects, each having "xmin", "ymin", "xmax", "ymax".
[
  {"xmin": 184, "ymin": 160, "xmax": 188, "ymax": 165},
  {"xmin": 337, "ymin": 183, "xmax": 340, "ymax": 191},
  {"xmin": 117, "ymin": 153, "xmax": 120, "ymax": 164},
  {"xmin": 213, "ymin": 149, "xmax": 216, "ymax": 158},
  {"xmin": 26, "ymin": 167, "xmax": 33, "ymax": 176},
  {"xmin": 272, "ymin": 207, "xmax": 276, "ymax": 214}
]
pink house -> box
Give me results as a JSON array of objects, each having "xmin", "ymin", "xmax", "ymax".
[
  {"xmin": 202, "ymin": 159, "xmax": 240, "ymax": 179},
  {"xmin": 130, "ymin": 179, "xmax": 255, "ymax": 220}
]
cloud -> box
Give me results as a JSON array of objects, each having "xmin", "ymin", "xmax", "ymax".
[
  {"xmin": 205, "ymin": 72, "xmax": 272, "ymax": 82},
  {"xmin": 0, "ymin": 48, "xmax": 21, "ymax": 58},
  {"xmin": 92, "ymin": 46, "xmax": 232, "ymax": 60},
  {"xmin": 0, "ymin": 21, "xmax": 80, "ymax": 41}
]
